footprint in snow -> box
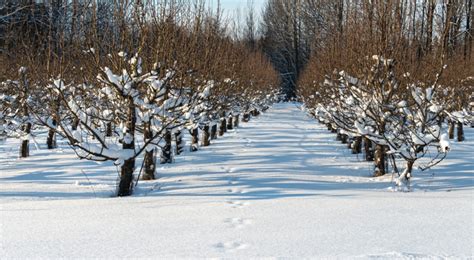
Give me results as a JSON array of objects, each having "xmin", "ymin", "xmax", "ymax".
[
  {"xmin": 227, "ymin": 188, "xmax": 246, "ymax": 194},
  {"xmin": 227, "ymin": 200, "xmax": 250, "ymax": 209},
  {"xmin": 228, "ymin": 177, "xmax": 237, "ymax": 185},
  {"xmin": 224, "ymin": 217, "xmax": 252, "ymax": 229},
  {"xmin": 215, "ymin": 241, "xmax": 248, "ymax": 252}
]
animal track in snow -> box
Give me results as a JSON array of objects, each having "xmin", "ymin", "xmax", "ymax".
[
  {"xmin": 227, "ymin": 200, "xmax": 250, "ymax": 209},
  {"xmin": 224, "ymin": 217, "xmax": 252, "ymax": 229},
  {"xmin": 228, "ymin": 177, "xmax": 237, "ymax": 185},
  {"xmin": 215, "ymin": 241, "xmax": 248, "ymax": 252},
  {"xmin": 227, "ymin": 188, "xmax": 245, "ymax": 194}
]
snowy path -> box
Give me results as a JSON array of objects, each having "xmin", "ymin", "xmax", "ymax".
[{"xmin": 1, "ymin": 103, "xmax": 473, "ymax": 258}]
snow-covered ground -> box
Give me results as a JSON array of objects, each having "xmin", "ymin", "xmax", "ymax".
[{"xmin": 1, "ymin": 103, "xmax": 473, "ymax": 259}]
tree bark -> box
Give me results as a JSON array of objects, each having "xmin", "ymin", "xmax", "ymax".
[
  {"xmin": 341, "ymin": 134, "xmax": 348, "ymax": 144},
  {"xmin": 426, "ymin": 0, "xmax": 435, "ymax": 52},
  {"xmin": 346, "ymin": 137, "xmax": 352, "ymax": 149},
  {"xmin": 400, "ymin": 160, "xmax": 415, "ymax": 186},
  {"xmin": 210, "ymin": 124, "xmax": 218, "ymax": 140},
  {"xmin": 251, "ymin": 109, "xmax": 260, "ymax": 117},
  {"xmin": 47, "ymin": 98, "xmax": 60, "ymax": 149},
  {"xmin": 374, "ymin": 144, "xmax": 386, "ymax": 176},
  {"xmin": 190, "ymin": 127, "xmax": 199, "ymax": 152},
  {"xmin": 118, "ymin": 97, "xmax": 136, "ymax": 197},
  {"xmin": 175, "ymin": 130, "xmax": 184, "ymax": 155},
  {"xmin": 20, "ymin": 122, "xmax": 32, "ymax": 158},
  {"xmin": 234, "ymin": 115, "xmax": 240, "ymax": 128},
  {"xmin": 242, "ymin": 113, "xmax": 250, "ymax": 122},
  {"xmin": 448, "ymin": 120, "xmax": 455, "ymax": 139},
  {"xmin": 219, "ymin": 118, "xmax": 227, "ymax": 136},
  {"xmin": 457, "ymin": 121, "xmax": 464, "ymax": 141},
  {"xmin": 352, "ymin": 136, "xmax": 362, "ymax": 154},
  {"xmin": 106, "ymin": 122, "xmax": 113, "ymax": 137},
  {"xmin": 202, "ymin": 124, "xmax": 210, "ymax": 146},
  {"xmin": 142, "ymin": 122, "xmax": 155, "ymax": 180},
  {"xmin": 161, "ymin": 130, "xmax": 172, "ymax": 163},
  {"xmin": 364, "ymin": 137, "xmax": 374, "ymax": 161},
  {"xmin": 46, "ymin": 118, "xmax": 57, "ymax": 149},
  {"xmin": 227, "ymin": 116, "xmax": 233, "ymax": 130}
]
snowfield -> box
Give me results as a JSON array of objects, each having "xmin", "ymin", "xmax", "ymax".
[{"xmin": 1, "ymin": 103, "xmax": 473, "ymax": 259}]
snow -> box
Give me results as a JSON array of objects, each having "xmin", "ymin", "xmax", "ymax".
[{"xmin": 1, "ymin": 103, "xmax": 473, "ymax": 258}]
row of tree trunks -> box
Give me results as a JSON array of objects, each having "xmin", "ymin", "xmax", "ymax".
[
  {"xmin": 251, "ymin": 109, "xmax": 260, "ymax": 117},
  {"xmin": 332, "ymin": 126, "xmax": 388, "ymax": 177},
  {"xmin": 138, "ymin": 111, "xmax": 248, "ymax": 187},
  {"xmin": 448, "ymin": 120, "xmax": 465, "ymax": 141}
]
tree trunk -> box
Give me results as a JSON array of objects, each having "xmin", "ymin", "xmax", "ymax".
[
  {"xmin": 251, "ymin": 109, "xmax": 260, "ymax": 117},
  {"xmin": 47, "ymin": 98, "xmax": 61, "ymax": 149},
  {"xmin": 464, "ymin": 0, "xmax": 472, "ymax": 59},
  {"xmin": 210, "ymin": 124, "xmax": 218, "ymax": 140},
  {"xmin": 142, "ymin": 122, "xmax": 155, "ymax": 180},
  {"xmin": 352, "ymin": 136, "xmax": 362, "ymax": 154},
  {"xmin": 426, "ymin": 0, "xmax": 435, "ymax": 52},
  {"xmin": 227, "ymin": 116, "xmax": 233, "ymax": 130},
  {"xmin": 457, "ymin": 122, "xmax": 464, "ymax": 141},
  {"xmin": 242, "ymin": 113, "xmax": 250, "ymax": 122},
  {"xmin": 47, "ymin": 118, "xmax": 57, "ymax": 149},
  {"xmin": 175, "ymin": 130, "xmax": 184, "ymax": 155},
  {"xmin": 346, "ymin": 137, "xmax": 353, "ymax": 149},
  {"xmin": 341, "ymin": 134, "xmax": 348, "ymax": 144},
  {"xmin": 119, "ymin": 157, "xmax": 135, "ymax": 196},
  {"xmin": 190, "ymin": 127, "xmax": 199, "ymax": 152},
  {"xmin": 106, "ymin": 122, "xmax": 113, "ymax": 137},
  {"xmin": 234, "ymin": 115, "xmax": 240, "ymax": 128},
  {"xmin": 448, "ymin": 120, "xmax": 455, "ymax": 139},
  {"xmin": 202, "ymin": 124, "xmax": 210, "ymax": 146},
  {"xmin": 364, "ymin": 137, "xmax": 374, "ymax": 161},
  {"xmin": 399, "ymin": 160, "xmax": 415, "ymax": 187},
  {"xmin": 161, "ymin": 130, "xmax": 172, "ymax": 163},
  {"xmin": 118, "ymin": 98, "xmax": 136, "ymax": 197},
  {"xmin": 142, "ymin": 149, "xmax": 156, "ymax": 180},
  {"xmin": 20, "ymin": 122, "xmax": 32, "ymax": 158},
  {"xmin": 374, "ymin": 144, "xmax": 386, "ymax": 176},
  {"xmin": 219, "ymin": 118, "xmax": 227, "ymax": 136}
]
